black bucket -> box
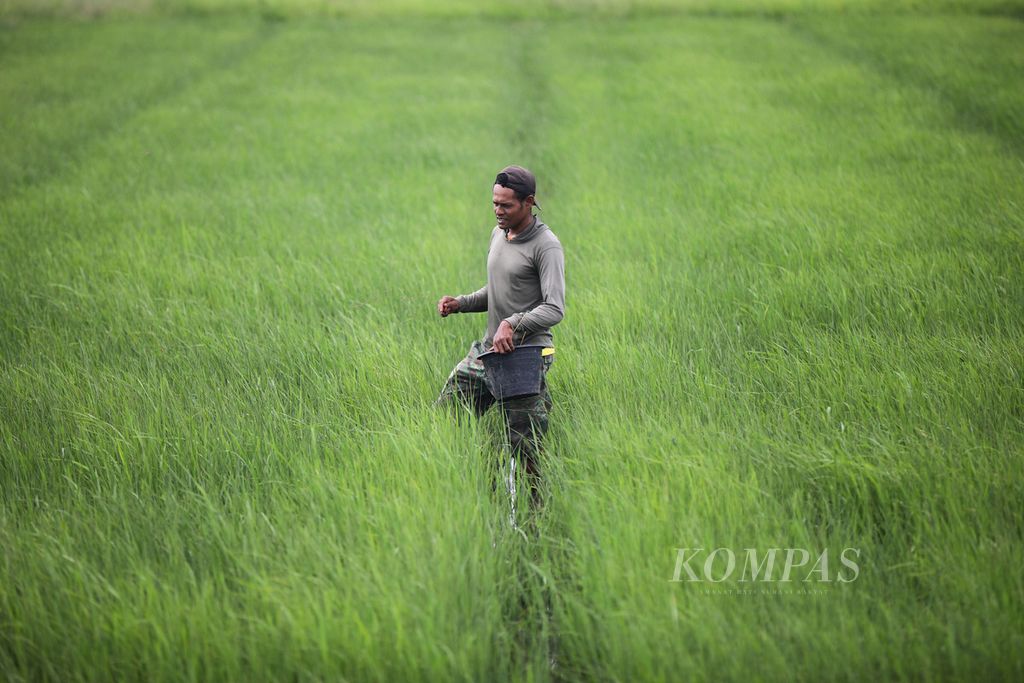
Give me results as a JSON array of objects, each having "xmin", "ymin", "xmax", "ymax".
[{"xmin": 478, "ymin": 345, "xmax": 545, "ymax": 400}]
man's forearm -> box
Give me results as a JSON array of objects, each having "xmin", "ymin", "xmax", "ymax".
[
  {"xmin": 504, "ymin": 302, "xmax": 563, "ymax": 338},
  {"xmin": 457, "ymin": 286, "xmax": 488, "ymax": 313}
]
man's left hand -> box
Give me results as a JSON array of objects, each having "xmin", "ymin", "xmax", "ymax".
[{"xmin": 493, "ymin": 320, "xmax": 515, "ymax": 354}]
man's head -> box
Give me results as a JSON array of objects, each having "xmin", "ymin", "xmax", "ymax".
[{"xmin": 493, "ymin": 165, "xmax": 540, "ymax": 231}]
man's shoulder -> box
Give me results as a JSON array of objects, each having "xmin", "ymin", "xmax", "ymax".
[{"xmin": 535, "ymin": 224, "xmax": 562, "ymax": 251}]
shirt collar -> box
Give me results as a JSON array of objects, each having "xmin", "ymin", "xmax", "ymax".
[{"xmin": 503, "ymin": 215, "xmax": 540, "ymax": 243}]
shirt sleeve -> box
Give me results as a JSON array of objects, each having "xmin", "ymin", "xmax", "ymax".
[
  {"xmin": 457, "ymin": 285, "xmax": 488, "ymax": 313},
  {"xmin": 503, "ymin": 244, "xmax": 565, "ymax": 338}
]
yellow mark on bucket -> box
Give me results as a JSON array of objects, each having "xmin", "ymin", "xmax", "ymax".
[{"xmin": 542, "ymin": 347, "xmax": 555, "ymax": 357}]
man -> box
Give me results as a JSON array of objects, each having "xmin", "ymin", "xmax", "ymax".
[{"xmin": 435, "ymin": 165, "xmax": 565, "ymax": 507}]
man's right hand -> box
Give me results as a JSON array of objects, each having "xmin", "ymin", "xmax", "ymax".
[{"xmin": 438, "ymin": 296, "xmax": 460, "ymax": 317}]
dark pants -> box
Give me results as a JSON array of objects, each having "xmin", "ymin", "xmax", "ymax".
[{"xmin": 435, "ymin": 340, "xmax": 554, "ymax": 501}]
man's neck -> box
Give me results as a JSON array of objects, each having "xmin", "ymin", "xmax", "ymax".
[{"xmin": 506, "ymin": 214, "xmax": 535, "ymax": 240}]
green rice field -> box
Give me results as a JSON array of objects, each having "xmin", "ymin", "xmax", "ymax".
[{"xmin": 1, "ymin": 1, "xmax": 1022, "ymax": 680}]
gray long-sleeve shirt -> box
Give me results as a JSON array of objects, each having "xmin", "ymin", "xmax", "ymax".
[{"xmin": 456, "ymin": 216, "xmax": 565, "ymax": 349}]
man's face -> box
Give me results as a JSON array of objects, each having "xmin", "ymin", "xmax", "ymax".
[{"xmin": 493, "ymin": 184, "xmax": 533, "ymax": 230}]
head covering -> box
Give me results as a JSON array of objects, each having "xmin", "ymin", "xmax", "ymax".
[{"xmin": 495, "ymin": 165, "xmax": 542, "ymax": 211}]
